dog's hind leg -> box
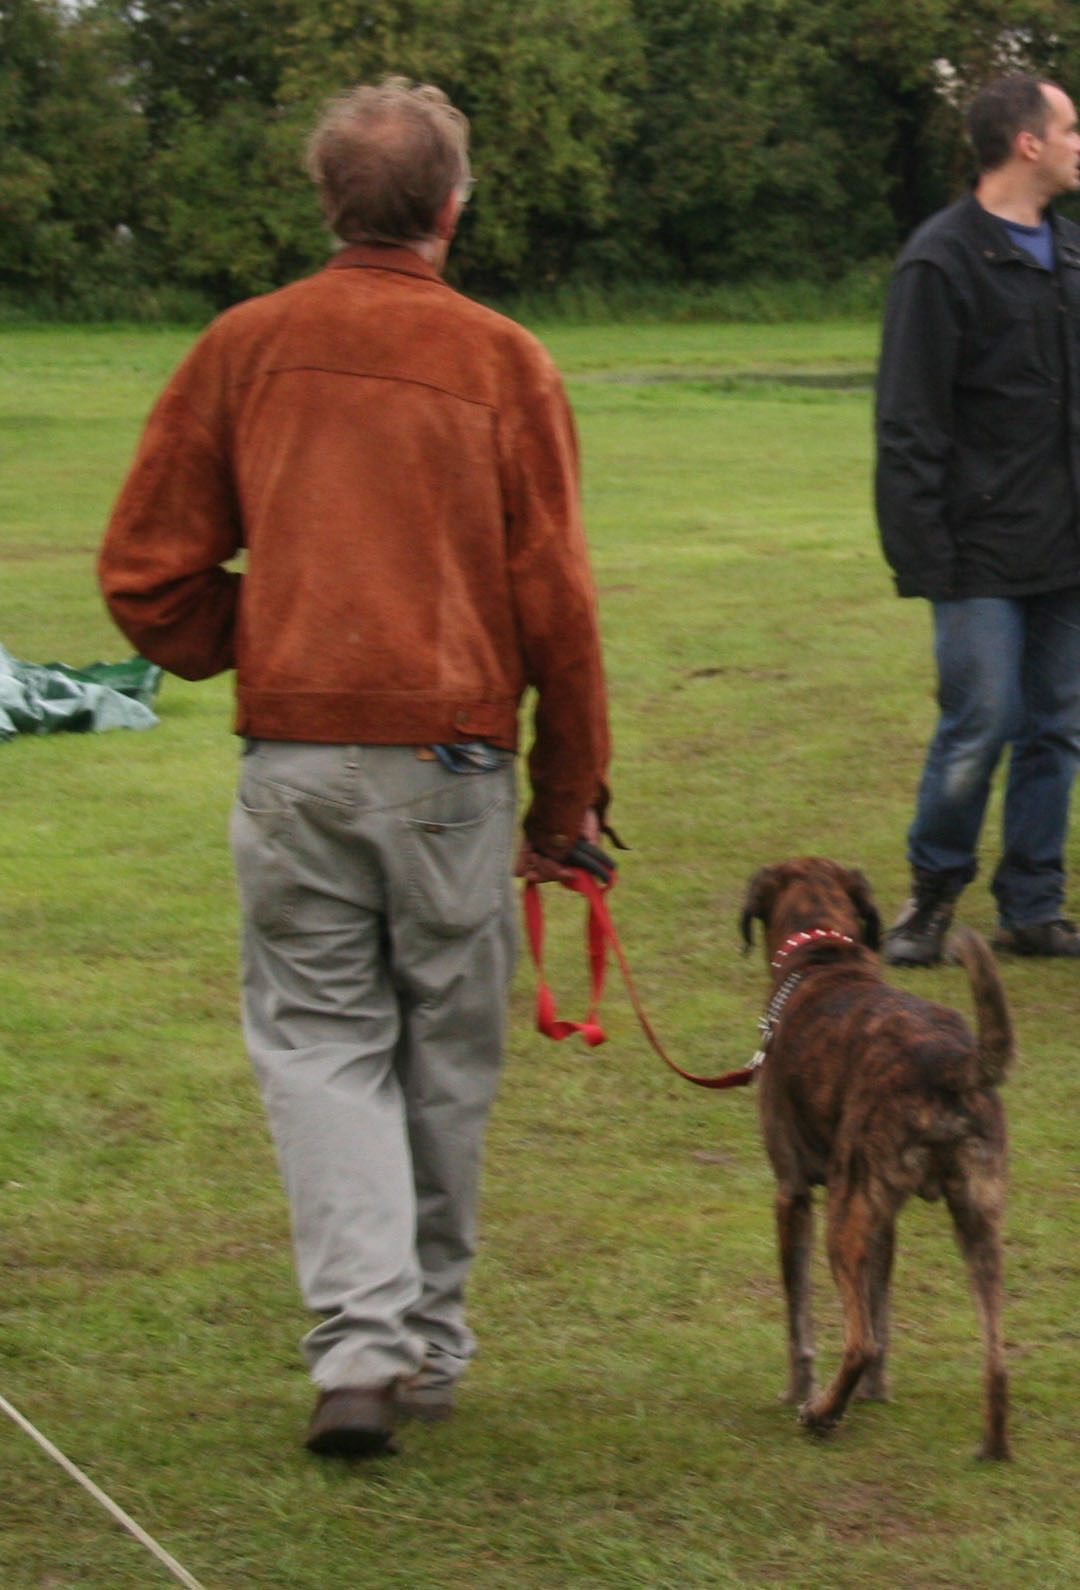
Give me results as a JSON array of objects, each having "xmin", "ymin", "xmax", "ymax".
[
  {"xmin": 776, "ymin": 1187, "xmax": 816, "ymax": 1404},
  {"xmin": 800, "ymin": 1183, "xmax": 883, "ymax": 1434},
  {"xmin": 855, "ymin": 1221, "xmax": 894, "ymax": 1402},
  {"xmin": 945, "ymin": 1170, "xmax": 1010, "ymax": 1460}
]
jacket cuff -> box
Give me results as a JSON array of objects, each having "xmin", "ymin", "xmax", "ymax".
[
  {"xmin": 524, "ymin": 780, "xmax": 611, "ymax": 860},
  {"xmin": 893, "ymin": 570, "xmax": 954, "ymax": 601}
]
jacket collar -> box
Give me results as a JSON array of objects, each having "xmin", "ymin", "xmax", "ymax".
[
  {"xmin": 325, "ymin": 242, "xmax": 445, "ymax": 282},
  {"xmin": 961, "ymin": 191, "xmax": 1030, "ymax": 264},
  {"xmin": 960, "ymin": 189, "xmax": 1079, "ymax": 269}
]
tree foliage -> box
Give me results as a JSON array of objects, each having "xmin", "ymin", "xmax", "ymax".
[
  {"xmin": 3, "ymin": 0, "xmax": 1080, "ymax": 312},
  {"xmin": 0, "ymin": 0, "xmax": 147, "ymax": 298}
]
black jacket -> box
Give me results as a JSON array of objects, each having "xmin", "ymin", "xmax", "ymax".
[{"xmin": 875, "ymin": 193, "xmax": 1080, "ymax": 600}]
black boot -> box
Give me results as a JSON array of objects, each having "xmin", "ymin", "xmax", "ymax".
[
  {"xmin": 882, "ymin": 868, "xmax": 966, "ymax": 967},
  {"xmin": 992, "ymin": 917, "xmax": 1080, "ymax": 957}
]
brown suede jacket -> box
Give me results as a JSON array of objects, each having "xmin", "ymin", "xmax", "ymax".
[{"xmin": 98, "ymin": 244, "xmax": 610, "ymax": 854}]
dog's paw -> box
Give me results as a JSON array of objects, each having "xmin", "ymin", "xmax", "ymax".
[
  {"xmin": 853, "ymin": 1376, "xmax": 890, "ymax": 1403},
  {"xmin": 778, "ymin": 1381, "xmax": 816, "ymax": 1407},
  {"xmin": 798, "ymin": 1398, "xmax": 841, "ymax": 1435},
  {"xmin": 976, "ymin": 1436, "xmax": 1012, "ymax": 1462}
]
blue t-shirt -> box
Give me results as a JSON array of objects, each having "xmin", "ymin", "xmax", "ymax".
[{"xmin": 1003, "ymin": 216, "xmax": 1055, "ymax": 270}]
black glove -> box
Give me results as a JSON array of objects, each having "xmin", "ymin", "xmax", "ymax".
[{"xmin": 565, "ymin": 838, "xmax": 617, "ymax": 884}]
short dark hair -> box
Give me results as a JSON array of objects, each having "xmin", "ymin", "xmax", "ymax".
[
  {"xmin": 966, "ymin": 74, "xmax": 1053, "ymax": 172},
  {"xmin": 306, "ymin": 77, "xmax": 470, "ymax": 245}
]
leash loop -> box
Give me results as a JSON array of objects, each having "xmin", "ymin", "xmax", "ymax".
[
  {"xmin": 523, "ymin": 871, "xmax": 760, "ymax": 1089},
  {"xmin": 523, "ymin": 870, "xmax": 607, "ymax": 1046}
]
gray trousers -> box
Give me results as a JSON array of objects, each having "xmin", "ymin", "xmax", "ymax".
[{"xmin": 230, "ymin": 741, "xmax": 517, "ymax": 1390}]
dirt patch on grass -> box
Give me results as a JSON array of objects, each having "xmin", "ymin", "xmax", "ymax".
[{"xmin": 819, "ymin": 1480, "xmax": 925, "ymax": 1542}]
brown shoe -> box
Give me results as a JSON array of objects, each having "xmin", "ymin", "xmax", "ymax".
[
  {"xmin": 395, "ymin": 1370, "xmax": 455, "ymax": 1424},
  {"xmin": 304, "ymin": 1386, "xmax": 398, "ymax": 1458}
]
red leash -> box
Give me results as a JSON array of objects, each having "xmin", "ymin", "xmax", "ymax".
[{"xmin": 523, "ymin": 870, "xmax": 759, "ymax": 1089}]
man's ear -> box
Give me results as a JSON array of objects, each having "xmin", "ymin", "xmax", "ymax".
[
  {"xmin": 434, "ymin": 190, "xmax": 463, "ymax": 242},
  {"xmin": 1016, "ymin": 127, "xmax": 1044, "ymax": 163}
]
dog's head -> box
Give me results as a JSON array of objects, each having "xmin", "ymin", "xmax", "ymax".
[{"xmin": 740, "ymin": 857, "xmax": 881, "ymax": 961}]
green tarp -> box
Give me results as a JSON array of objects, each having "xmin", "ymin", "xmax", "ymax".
[{"xmin": 0, "ymin": 646, "xmax": 162, "ymax": 741}]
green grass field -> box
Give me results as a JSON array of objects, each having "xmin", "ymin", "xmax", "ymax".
[{"xmin": 2, "ymin": 320, "xmax": 1079, "ymax": 1589}]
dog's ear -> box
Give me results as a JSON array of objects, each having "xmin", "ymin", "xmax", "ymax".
[
  {"xmin": 740, "ymin": 867, "xmax": 778, "ymax": 951},
  {"xmin": 844, "ymin": 867, "xmax": 881, "ymax": 951}
]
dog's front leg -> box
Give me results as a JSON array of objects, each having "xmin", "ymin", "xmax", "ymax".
[
  {"xmin": 776, "ymin": 1187, "xmax": 816, "ymax": 1404},
  {"xmin": 800, "ymin": 1184, "xmax": 880, "ymax": 1434}
]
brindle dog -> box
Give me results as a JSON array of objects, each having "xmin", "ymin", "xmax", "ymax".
[{"xmin": 740, "ymin": 857, "xmax": 1014, "ymax": 1459}]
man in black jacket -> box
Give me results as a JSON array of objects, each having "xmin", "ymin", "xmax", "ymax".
[{"xmin": 877, "ymin": 73, "xmax": 1080, "ymax": 965}]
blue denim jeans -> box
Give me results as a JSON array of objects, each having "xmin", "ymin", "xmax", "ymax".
[{"xmin": 908, "ymin": 590, "xmax": 1080, "ymax": 926}]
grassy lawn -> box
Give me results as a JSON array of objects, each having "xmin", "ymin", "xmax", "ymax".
[{"xmin": 1, "ymin": 319, "xmax": 1079, "ymax": 1589}]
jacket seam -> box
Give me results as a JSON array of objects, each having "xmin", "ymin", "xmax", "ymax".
[{"xmin": 229, "ymin": 363, "xmax": 500, "ymax": 413}]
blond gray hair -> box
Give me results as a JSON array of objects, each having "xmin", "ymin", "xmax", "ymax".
[{"xmin": 306, "ymin": 77, "xmax": 470, "ymax": 245}]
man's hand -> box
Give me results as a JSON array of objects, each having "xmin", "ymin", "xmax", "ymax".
[
  {"xmin": 515, "ymin": 808, "xmax": 614, "ymax": 884},
  {"xmin": 563, "ymin": 837, "xmax": 617, "ymax": 884}
]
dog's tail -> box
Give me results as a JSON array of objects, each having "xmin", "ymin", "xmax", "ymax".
[{"xmin": 946, "ymin": 926, "xmax": 1015, "ymax": 1087}]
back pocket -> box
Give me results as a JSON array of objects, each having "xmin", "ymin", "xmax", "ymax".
[{"xmin": 401, "ymin": 792, "xmax": 513, "ymax": 936}]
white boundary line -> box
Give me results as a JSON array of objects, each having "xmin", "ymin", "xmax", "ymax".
[{"xmin": 0, "ymin": 1391, "xmax": 208, "ymax": 1590}]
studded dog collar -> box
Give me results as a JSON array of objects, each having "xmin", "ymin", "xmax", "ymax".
[{"xmin": 770, "ymin": 927, "xmax": 855, "ymax": 973}]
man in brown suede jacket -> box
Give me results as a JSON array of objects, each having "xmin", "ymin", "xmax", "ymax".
[{"xmin": 98, "ymin": 78, "xmax": 612, "ymax": 1459}]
